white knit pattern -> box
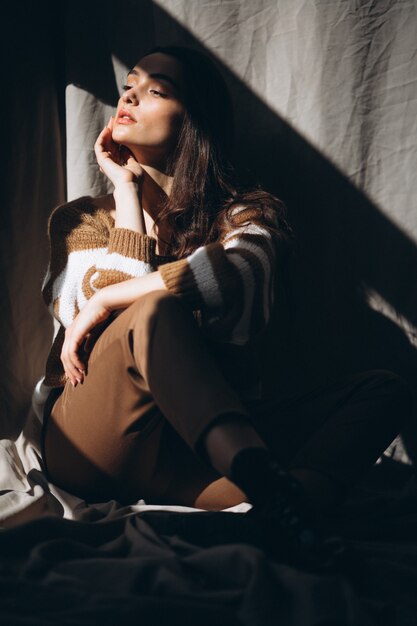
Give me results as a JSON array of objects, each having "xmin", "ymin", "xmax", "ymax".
[
  {"xmin": 35, "ymin": 207, "xmax": 277, "ymax": 422},
  {"xmin": 187, "ymin": 246, "xmax": 224, "ymax": 310},
  {"xmin": 201, "ymin": 227, "xmax": 275, "ymax": 344},
  {"xmin": 222, "ymin": 223, "xmax": 274, "ymax": 246},
  {"xmin": 51, "ymin": 248, "xmax": 106, "ymax": 326},
  {"xmin": 224, "ymin": 236, "xmax": 274, "ymax": 323},
  {"xmin": 222, "ymin": 250, "xmax": 256, "ymax": 345},
  {"xmin": 51, "ymin": 247, "xmax": 155, "ymax": 327}
]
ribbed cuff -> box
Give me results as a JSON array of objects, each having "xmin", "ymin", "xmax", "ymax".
[
  {"xmin": 108, "ymin": 228, "xmax": 157, "ymax": 263},
  {"xmin": 158, "ymin": 258, "xmax": 205, "ymax": 310}
]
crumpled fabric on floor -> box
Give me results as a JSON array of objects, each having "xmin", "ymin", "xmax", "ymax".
[{"xmin": 1, "ymin": 460, "xmax": 417, "ymax": 626}]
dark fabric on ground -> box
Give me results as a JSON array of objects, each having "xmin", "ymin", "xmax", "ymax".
[{"xmin": 1, "ymin": 459, "xmax": 416, "ymax": 626}]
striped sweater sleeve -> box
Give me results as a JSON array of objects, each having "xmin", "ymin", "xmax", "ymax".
[
  {"xmin": 158, "ymin": 209, "xmax": 277, "ymax": 345},
  {"xmin": 41, "ymin": 197, "xmax": 158, "ymax": 329}
]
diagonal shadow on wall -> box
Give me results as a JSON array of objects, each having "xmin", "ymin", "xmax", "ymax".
[{"xmin": 17, "ymin": 0, "xmax": 417, "ymax": 458}]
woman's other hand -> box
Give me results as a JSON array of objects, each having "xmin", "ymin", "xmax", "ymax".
[
  {"xmin": 60, "ymin": 294, "xmax": 113, "ymax": 387},
  {"xmin": 94, "ymin": 116, "xmax": 144, "ymax": 187}
]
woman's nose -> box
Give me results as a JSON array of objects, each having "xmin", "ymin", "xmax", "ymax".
[{"xmin": 121, "ymin": 89, "xmax": 138, "ymax": 105}]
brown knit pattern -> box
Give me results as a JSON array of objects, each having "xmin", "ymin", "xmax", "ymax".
[
  {"xmin": 40, "ymin": 196, "xmax": 277, "ymax": 389},
  {"xmin": 107, "ymin": 227, "xmax": 157, "ymax": 262}
]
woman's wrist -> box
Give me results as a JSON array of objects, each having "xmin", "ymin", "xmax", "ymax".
[
  {"xmin": 94, "ymin": 287, "xmax": 115, "ymax": 313},
  {"xmin": 112, "ymin": 181, "xmax": 146, "ymax": 233},
  {"xmin": 113, "ymin": 181, "xmax": 140, "ymax": 196}
]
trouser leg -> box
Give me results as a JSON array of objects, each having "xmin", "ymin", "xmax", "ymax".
[
  {"xmin": 131, "ymin": 290, "xmax": 253, "ymax": 450},
  {"xmin": 249, "ymin": 369, "xmax": 413, "ymax": 497},
  {"xmin": 289, "ymin": 370, "xmax": 413, "ymax": 491},
  {"xmin": 42, "ymin": 290, "xmax": 252, "ymax": 505}
]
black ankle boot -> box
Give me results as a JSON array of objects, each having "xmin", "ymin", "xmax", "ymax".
[
  {"xmin": 250, "ymin": 464, "xmax": 347, "ymax": 573},
  {"xmin": 230, "ymin": 448, "xmax": 347, "ymax": 573}
]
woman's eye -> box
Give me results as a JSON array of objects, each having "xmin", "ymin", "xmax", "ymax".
[{"xmin": 121, "ymin": 84, "xmax": 166, "ymax": 97}]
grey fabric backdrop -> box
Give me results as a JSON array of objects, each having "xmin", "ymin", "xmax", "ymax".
[{"xmin": 3, "ymin": 1, "xmax": 417, "ymax": 465}]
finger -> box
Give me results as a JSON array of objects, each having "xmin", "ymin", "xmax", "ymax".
[
  {"xmin": 61, "ymin": 354, "xmax": 79, "ymax": 386},
  {"xmin": 119, "ymin": 145, "xmax": 132, "ymax": 163},
  {"xmin": 67, "ymin": 361, "xmax": 83, "ymax": 386},
  {"xmin": 94, "ymin": 127, "xmax": 112, "ymax": 154},
  {"xmin": 62, "ymin": 340, "xmax": 85, "ymax": 385},
  {"xmin": 94, "ymin": 142, "xmax": 123, "ymax": 179},
  {"xmin": 95, "ymin": 131, "xmax": 119, "ymax": 165},
  {"xmin": 65, "ymin": 372, "xmax": 80, "ymax": 388},
  {"xmin": 69, "ymin": 341, "xmax": 86, "ymax": 376},
  {"xmin": 94, "ymin": 125, "xmax": 113, "ymax": 149},
  {"xmin": 63, "ymin": 350, "xmax": 84, "ymax": 385},
  {"xmin": 125, "ymin": 162, "xmax": 144, "ymax": 181},
  {"xmin": 61, "ymin": 341, "xmax": 76, "ymax": 386}
]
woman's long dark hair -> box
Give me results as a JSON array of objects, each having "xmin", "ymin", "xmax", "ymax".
[{"xmin": 140, "ymin": 44, "xmax": 293, "ymax": 259}]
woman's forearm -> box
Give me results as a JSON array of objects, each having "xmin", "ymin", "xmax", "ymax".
[
  {"xmin": 97, "ymin": 271, "xmax": 168, "ymax": 312},
  {"xmin": 113, "ymin": 182, "xmax": 146, "ymax": 233}
]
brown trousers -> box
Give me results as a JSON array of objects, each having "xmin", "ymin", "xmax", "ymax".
[
  {"xmin": 41, "ymin": 290, "xmax": 413, "ymax": 508},
  {"xmin": 42, "ymin": 290, "xmax": 255, "ymax": 507}
]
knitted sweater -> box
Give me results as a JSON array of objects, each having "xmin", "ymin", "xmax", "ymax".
[{"xmin": 32, "ymin": 195, "xmax": 278, "ymax": 423}]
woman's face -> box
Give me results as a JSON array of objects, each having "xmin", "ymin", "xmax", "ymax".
[{"xmin": 112, "ymin": 52, "xmax": 186, "ymax": 164}]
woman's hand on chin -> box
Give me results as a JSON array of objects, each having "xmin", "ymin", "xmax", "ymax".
[
  {"xmin": 60, "ymin": 294, "xmax": 113, "ymax": 387},
  {"xmin": 94, "ymin": 116, "xmax": 144, "ymax": 188}
]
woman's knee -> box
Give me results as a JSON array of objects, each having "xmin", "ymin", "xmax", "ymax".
[
  {"xmin": 123, "ymin": 289, "xmax": 196, "ymax": 364},
  {"xmin": 130, "ymin": 288, "xmax": 177, "ymax": 314},
  {"xmin": 128, "ymin": 289, "xmax": 186, "ymax": 323},
  {"xmin": 119, "ymin": 289, "xmax": 181, "ymax": 336}
]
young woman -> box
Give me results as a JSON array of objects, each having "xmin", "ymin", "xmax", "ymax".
[{"xmin": 33, "ymin": 45, "xmax": 412, "ymax": 571}]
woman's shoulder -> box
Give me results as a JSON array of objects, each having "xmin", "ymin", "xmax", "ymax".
[
  {"xmin": 217, "ymin": 188, "xmax": 293, "ymax": 250},
  {"xmin": 216, "ymin": 202, "xmax": 276, "ymax": 237},
  {"xmin": 47, "ymin": 194, "xmax": 115, "ymax": 232}
]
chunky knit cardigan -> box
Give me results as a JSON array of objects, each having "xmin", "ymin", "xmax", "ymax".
[{"xmin": 32, "ymin": 195, "xmax": 278, "ymax": 422}]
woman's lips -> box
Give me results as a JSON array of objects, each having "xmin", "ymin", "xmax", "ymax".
[
  {"xmin": 116, "ymin": 109, "xmax": 137, "ymax": 124},
  {"xmin": 117, "ymin": 117, "xmax": 136, "ymax": 125}
]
